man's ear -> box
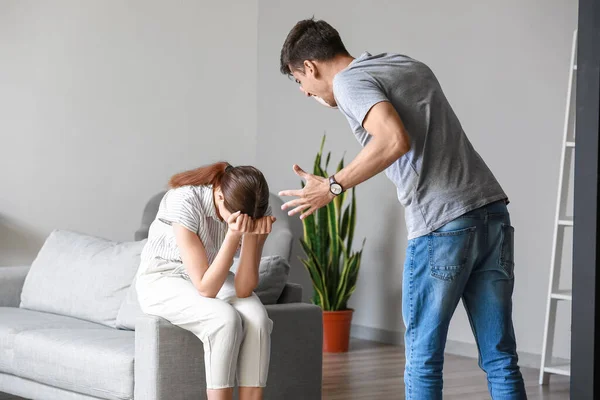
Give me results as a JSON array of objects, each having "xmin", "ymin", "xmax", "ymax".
[{"xmin": 304, "ymin": 60, "xmax": 318, "ymax": 78}]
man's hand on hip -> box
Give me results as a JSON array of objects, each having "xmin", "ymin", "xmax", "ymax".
[{"xmin": 278, "ymin": 164, "xmax": 335, "ymax": 220}]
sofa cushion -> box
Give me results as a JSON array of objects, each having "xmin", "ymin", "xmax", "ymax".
[
  {"xmin": 0, "ymin": 307, "xmax": 99, "ymax": 374},
  {"xmin": 115, "ymin": 275, "xmax": 144, "ymax": 331},
  {"xmin": 0, "ymin": 307, "xmax": 134, "ymax": 400},
  {"xmin": 231, "ymin": 255, "xmax": 290, "ymax": 305},
  {"xmin": 20, "ymin": 230, "xmax": 146, "ymax": 328}
]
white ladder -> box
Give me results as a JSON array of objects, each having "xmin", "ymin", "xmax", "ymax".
[{"xmin": 539, "ymin": 29, "xmax": 577, "ymax": 385}]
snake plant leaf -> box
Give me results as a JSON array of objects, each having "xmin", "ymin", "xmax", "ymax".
[{"xmin": 298, "ymin": 134, "xmax": 365, "ymax": 311}]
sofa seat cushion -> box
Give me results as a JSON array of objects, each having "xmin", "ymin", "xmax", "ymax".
[
  {"xmin": 0, "ymin": 307, "xmax": 99, "ymax": 374},
  {"xmin": 0, "ymin": 307, "xmax": 134, "ymax": 400}
]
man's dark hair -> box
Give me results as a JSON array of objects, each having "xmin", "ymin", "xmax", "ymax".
[{"xmin": 280, "ymin": 18, "xmax": 350, "ymax": 76}]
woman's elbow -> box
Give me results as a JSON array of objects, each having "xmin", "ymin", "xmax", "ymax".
[
  {"xmin": 198, "ymin": 290, "xmax": 217, "ymax": 298},
  {"xmin": 236, "ymin": 289, "xmax": 254, "ymax": 299},
  {"xmin": 197, "ymin": 285, "xmax": 218, "ymax": 298},
  {"xmin": 235, "ymin": 282, "xmax": 257, "ymax": 299}
]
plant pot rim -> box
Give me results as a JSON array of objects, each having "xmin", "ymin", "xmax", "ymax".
[{"xmin": 322, "ymin": 308, "xmax": 354, "ymax": 314}]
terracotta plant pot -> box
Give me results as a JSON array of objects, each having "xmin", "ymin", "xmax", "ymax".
[{"xmin": 322, "ymin": 309, "xmax": 354, "ymax": 353}]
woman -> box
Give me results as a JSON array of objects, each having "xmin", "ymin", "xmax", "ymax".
[{"xmin": 136, "ymin": 161, "xmax": 276, "ymax": 400}]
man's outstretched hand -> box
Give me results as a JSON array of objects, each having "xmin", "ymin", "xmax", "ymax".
[{"xmin": 278, "ymin": 164, "xmax": 335, "ymax": 220}]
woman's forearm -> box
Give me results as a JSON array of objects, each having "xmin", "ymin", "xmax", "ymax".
[
  {"xmin": 234, "ymin": 235, "xmax": 266, "ymax": 298},
  {"xmin": 193, "ymin": 232, "xmax": 240, "ymax": 298}
]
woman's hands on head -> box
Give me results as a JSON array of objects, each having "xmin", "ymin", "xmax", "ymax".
[
  {"xmin": 227, "ymin": 212, "xmax": 276, "ymax": 238},
  {"xmin": 227, "ymin": 211, "xmax": 249, "ymax": 238},
  {"xmin": 250, "ymin": 215, "xmax": 276, "ymax": 236}
]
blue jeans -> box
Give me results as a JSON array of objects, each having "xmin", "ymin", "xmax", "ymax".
[{"xmin": 403, "ymin": 200, "xmax": 527, "ymax": 399}]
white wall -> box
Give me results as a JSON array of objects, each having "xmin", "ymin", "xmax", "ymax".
[
  {"xmin": 0, "ymin": 0, "xmax": 578, "ymax": 362},
  {"xmin": 0, "ymin": 0, "xmax": 258, "ymax": 265},
  {"xmin": 257, "ymin": 0, "xmax": 578, "ymax": 360}
]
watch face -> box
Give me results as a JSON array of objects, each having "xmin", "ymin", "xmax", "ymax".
[{"xmin": 331, "ymin": 183, "xmax": 343, "ymax": 195}]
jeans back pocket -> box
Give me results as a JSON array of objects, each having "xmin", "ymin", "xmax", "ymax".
[{"xmin": 429, "ymin": 226, "xmax": 476, "ymax": 281}]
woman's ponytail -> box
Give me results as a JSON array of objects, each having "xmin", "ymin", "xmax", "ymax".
[{"xmin": 168, "ymin": 162, "xmax": 231, "ymax": 188}]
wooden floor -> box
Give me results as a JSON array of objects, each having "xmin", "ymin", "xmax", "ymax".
[
  {"xmin": 323, "ymin": 339, "xmax": 570, "ymax": 400},
  {"xmin": 0, "ymin": 339, "xmax": 569, "ymax": 400}
]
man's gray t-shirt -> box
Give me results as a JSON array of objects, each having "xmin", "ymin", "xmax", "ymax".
[{"xmin": 333, "ymin": 52, "xmax": 507, "ymax": 239}]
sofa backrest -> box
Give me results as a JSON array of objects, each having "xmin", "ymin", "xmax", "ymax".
[{"xmin": 20, "ymin": 230, "xmax": 145, "ymax": 328}]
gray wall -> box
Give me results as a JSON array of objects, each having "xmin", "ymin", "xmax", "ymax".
[
  {"xmin": 0, "ymin": 0, "xmax": 258, "ymax": 265},
  {"xmin": 257, "ymin": 0, "xmax": 578, "ymax": 360},
  {"xmin": 0, "ymin": 0, "xmax": 577, "ymax": 361}
]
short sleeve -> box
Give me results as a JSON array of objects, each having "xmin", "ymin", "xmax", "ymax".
[
  {"xmin": 158, "ymin": 187, "xmax": 201, "ymax": 233},
  {"xmin": 333, "ymin": 71, "xmax": 389, "ymax": 127}
]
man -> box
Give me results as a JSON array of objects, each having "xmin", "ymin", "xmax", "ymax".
[{"xmin": 278, "ymin": 18, "xmax": 527, "ymax": 399}]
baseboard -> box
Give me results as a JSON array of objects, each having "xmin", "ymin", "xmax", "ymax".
[
  {"xmin": 350, "ymin": 323, "xmax": 569, "ymax": 370},
  {"xmin": 351, "ymin": 323, "xmax": 405, "ymax": 346}
]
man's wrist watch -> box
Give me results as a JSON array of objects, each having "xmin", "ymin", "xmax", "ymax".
[{"xmin": 329, "ymin": 175, "xmax": 344, "ymax": 196}]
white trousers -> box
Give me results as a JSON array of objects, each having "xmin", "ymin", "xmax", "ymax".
[{"xmin": 137, "ymin": 270, "xmax": 273, "ymax": 389}]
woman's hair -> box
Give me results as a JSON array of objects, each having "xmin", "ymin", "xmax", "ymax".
[{"xmin": 168, "ymin": 162, "xmax": 270, "ymax": 219}]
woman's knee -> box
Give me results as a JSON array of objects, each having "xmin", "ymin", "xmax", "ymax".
[
  {"xmin": 238, "ymin": 304, "xmax": 273, "ymax": 334},
  {"xmin": 250, "ymin": 313, "xmax": 273, "ymax": 334},
  {"xmin": 200, "ymin": 305, "xmax": 243, "ymax": 342},
  {"xmin": 219, "ymin": 306, "xmax": 243, "ymax": 334}
]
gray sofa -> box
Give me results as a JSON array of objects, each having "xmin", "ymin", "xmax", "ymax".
[{"xmin": 0, "ymin": 192, "xmax": 322, "ymax": 400}]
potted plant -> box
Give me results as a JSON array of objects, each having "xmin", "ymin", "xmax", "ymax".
[{"xmin": 299, "ymin": 135, "xmax": 365, "ymax": 353}]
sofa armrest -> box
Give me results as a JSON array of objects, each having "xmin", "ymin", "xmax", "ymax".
[
  {"xmin": 0, "ymin": 266, "xmax": 30, "ymax": 307},
  {"xmin": 264, "ymin": 303, "xmax": 323, "ymax": 400},
  {"xmin": 277, "ymin": 282, "xmax": 303, "ymax": 304},
  {"xmin": 135, "ymin": 304, "xmax": 323, "ymax": 400},
  {"xmin": 134, "ymin": 225, "xmax": 150, "ymax": 241},
  {"xmin": 134, "ymin": 314, "xmax": 206, "ymax": 400}
]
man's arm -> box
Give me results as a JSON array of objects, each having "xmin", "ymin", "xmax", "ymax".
[
  {"xmin": 280, "ymin": 101, "xmax": 410, "ymax": 218},
  {"xmin": 334, "ymin": 101, "xmax": 410, "ymax": 190}
]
